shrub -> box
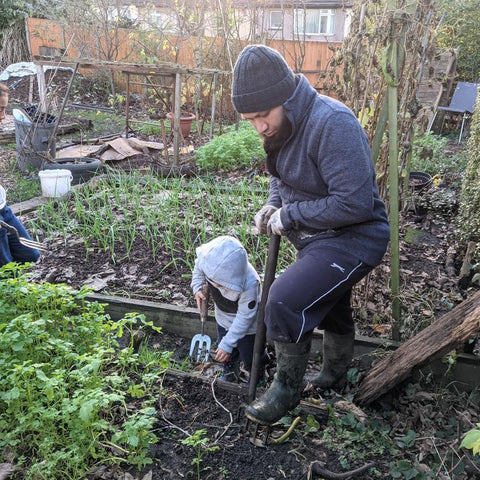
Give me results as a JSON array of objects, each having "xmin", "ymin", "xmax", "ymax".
[
  {"xmin": 457, "ymin": 96, "xmax": 480, "ymax": 243},
  {"xmin": 195, "ymin": 122, "xmax": 265, "ymax": 171}
]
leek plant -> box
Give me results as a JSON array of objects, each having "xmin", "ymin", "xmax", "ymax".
[{"xmin": 31, "ymin": 172, "xmax": 296, "ymax": 278}]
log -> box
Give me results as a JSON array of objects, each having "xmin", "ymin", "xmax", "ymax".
[{"xmin": 355, "ymin": 289, "xmax": 480, "ymax": 405}]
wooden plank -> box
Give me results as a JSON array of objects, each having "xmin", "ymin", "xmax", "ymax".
[
  {"xmin": 85, "ymin": 293, "xmax": 480, "ymax": 392},
  {"xmin": 0, "ymin": 122, "xmax": 81, "ymax": 144}
]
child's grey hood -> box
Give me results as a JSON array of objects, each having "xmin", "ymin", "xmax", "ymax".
[{"xmin": 195, "ymin": 236, "xmax": 247, "ymax": 292}]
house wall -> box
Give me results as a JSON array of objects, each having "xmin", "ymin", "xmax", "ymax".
[{"xmin": 254, "ymin": 6, "xmax": 349, "ymax": 43}]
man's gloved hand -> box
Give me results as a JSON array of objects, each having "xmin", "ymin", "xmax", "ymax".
[
  {"xmin": 254, "ymin": 204, "xmax": 278, "ymax": 234},
  {"xmin": 267, "ymin": 208, "xmax": 285, "ymax": 236}
]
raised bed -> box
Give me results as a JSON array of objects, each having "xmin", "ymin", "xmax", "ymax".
[{"xmin": 87, "ymin": 293, "xmax": 480, "ymax": 393}]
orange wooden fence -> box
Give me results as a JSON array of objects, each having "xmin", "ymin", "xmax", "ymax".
[{"xmin": 26, "ymin": 18, "xmax": 338, "ymax": 85}]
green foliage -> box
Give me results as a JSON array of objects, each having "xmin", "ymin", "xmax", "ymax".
[
  {"xmin": 0, "ymin": 0, "xmax": 28, "ymax": 31},
  {"xmin": 461, "ymin": 423, "xmax": 480, "ymax": 456},
  {"xmin": 320, "ymin": 407, "xmax": 398, "ymax": 462},
  {"xmin": 388, "ymin": 460, "xmax": 428, "ymax": 480},
  {"xmin": 409, "ymin": 131, "xmax": 466, "ymax": 176},
  {"xmin": 436, "ymin": 0, "xmax": 480, "ymax": 82},
  {"xmin": 0, "ymin": 265, "xmax": 170, "ymax": 479},
  {"xmin": 458, "ymin": 96, "xmax": 480, "ymax": 242},
  {"xmin": 181, "ymin": 428, "xmax": 220, "ymax": 479},
  {"xmin": 31, "ymin": 173, "xmax": 296, "ymax": 280},
  {"xmin": 1, "ymin": 155, "xmax": 41, "ymax": 203},
  {"xmin": 195, "ymin": 122, "xmax": 265, "ymax": 171},
  {"xmin": 0, "ymin": 0, "xmax": 62, "ymax": 31}
]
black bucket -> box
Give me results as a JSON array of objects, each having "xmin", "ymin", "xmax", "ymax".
[{"xmin": 15, "ymin": 105, "xmax": 56, "ymax": 172}]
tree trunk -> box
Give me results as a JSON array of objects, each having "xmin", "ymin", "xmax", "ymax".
[{"xmin": 355, "ymin": 290, "xmax": 480, "ymax": 405}]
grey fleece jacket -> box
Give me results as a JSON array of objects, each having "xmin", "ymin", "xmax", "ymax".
[
  {"xmin": 191, "ymin": 236, "xmax": 261, "ymax": 354},
  {"xmin": 268, "ymin": 74, "xmax": 390, "ymax": 266}
]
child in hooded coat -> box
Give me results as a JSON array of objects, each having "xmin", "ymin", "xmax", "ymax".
[{"xmin": 191, "ymin": 235, "xmax": 263, "ymax": 382}]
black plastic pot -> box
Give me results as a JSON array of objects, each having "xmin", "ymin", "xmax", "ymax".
[
  {"xmin": 409, "ymin": 171, "xmax": 432, "ymax": 192},
  {"xmin": 41, "ymin": 157, "xmax": 103, "ymax": 185}
]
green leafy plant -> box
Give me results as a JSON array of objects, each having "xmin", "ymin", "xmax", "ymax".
[
  {"xmin": 0, "ymin": 264, "xmax": 170, "ymax": 479},
  {"xmin": 195, "ymin": 121, "xmax": 265, "ymax": 171},
  {"xmin": 181, "ymin": 428, "xmax": 220, "ymax": 479},
  {"xmin": 458, "ymin": 95, "xmax": 480, "ymax": 243},
  {"xmin": 388, "ymin": 459, "xmax": 427, "ymax": 480},
  {"xmin": 409, "ymin": 131, "xmax": 466, "ymax": 176}
]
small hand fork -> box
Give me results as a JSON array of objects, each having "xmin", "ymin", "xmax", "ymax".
[
  {"xmin": 0, "ymin": 220, "xmax": 48, "ymax": 252},
  {"xmin": 189, "ymin": 284, "xmax": 212, "ymax": 363}
]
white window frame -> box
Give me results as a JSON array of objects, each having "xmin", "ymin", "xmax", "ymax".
[
  {"xmin": 294, "ymin": 8, "xmax": 335, "ymax": 35},
  {"xmin": 147, "ymin": 11, "xmax": 180, "ymax": 34},
  {"xmin": 269, "ymin": 11, "xmax": 283, "ymax": 30}
]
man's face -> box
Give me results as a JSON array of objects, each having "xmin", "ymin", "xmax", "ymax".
[
  {"xmin": 242, "ymin": 105, "xmax": 285, "ymax": 139},
  {"xmin": 242, "ymin": 105, "xmax": 292, "ymax": 154},
  {"xmin": 0, "ymin": 94, "xmax": 8, "ymax": 122}
]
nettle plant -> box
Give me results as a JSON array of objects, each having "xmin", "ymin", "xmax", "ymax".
[{"xmin": 0, "ymin": 264, "xmax": 171, "ymax": 479}]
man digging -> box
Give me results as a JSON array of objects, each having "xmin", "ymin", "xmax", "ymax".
[{"xmin": 231, "ymin": 45, "xmax": 390, "ymax": 425}]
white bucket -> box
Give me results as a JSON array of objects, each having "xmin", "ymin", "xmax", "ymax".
[{"xmin": 38, "ymin": 169, "xmax": 73, "ymax": 198}]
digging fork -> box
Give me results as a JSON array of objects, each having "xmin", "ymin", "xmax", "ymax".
[
  {"xmin": 189, "ymin": 283, "xmax": 212, "ymax": 363},
  {"xmin": 0, "ymin": 220, "xmax": 48, "ymax": 252}
]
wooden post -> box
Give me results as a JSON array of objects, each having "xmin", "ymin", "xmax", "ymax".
[
  {"xmin": 35, "ymin": 64, "xmax": 47, "ymax": 114},
  {"xmin": 125, "ymin": 72, "xmax": 131, "ymax": 135},
  {"xmin": 173, "ymin": 72, "xmax": 181, "ymax": 166},
  {"xmin": 210, "ymin": 72, "xmax": 218, "ymax": 139}
]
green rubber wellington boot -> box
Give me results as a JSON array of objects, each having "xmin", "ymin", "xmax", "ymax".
[
  {"xmin": 245, "ymin": 338, "xmax": 311, "ymax": 425},
  {"xmin": 307, "ymin": 330, "xmax": 355, "ymax": 389}
]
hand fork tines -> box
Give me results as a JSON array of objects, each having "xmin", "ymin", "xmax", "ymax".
[{"xmin": 0, "ymin": 220, "xmax": 48, "ymax": 252}]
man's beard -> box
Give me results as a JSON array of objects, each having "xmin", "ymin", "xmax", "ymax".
[
  {"xmin": 263, "ymin": 115, "xmax": 292, "ymax": 156},
  {"xmin": 263, "ymin": 115, "xmax": 292, "ymax": 177}
]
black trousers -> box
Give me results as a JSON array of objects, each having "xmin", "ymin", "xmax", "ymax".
[{"xmin": 265, "ymin": 240, "xmax": 374, "ymax": 343}]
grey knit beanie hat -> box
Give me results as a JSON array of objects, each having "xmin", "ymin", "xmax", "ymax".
[{"xmin": 231, "ymin": 45, "xmax": 296, "ymax": 113}]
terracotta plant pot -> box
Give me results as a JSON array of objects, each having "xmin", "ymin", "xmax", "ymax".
[{"xmin": 166, "ymin": 112, "xmax": 196, "ymax": 138}]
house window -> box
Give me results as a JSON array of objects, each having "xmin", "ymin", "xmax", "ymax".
[
  {"xmin": 270, "ymin": 11, "xmax": 283, "ymax": 29},
  {"xmin": 148, "ymin": 11, "xmax": 164, "ymax": 28},
  {"xmin": 294, "ymin": 9, "xmax": 335, "ymax": 35},
  {"xmin": 147, "ymin": 11, "xmax": 179, "ymax": 34}
]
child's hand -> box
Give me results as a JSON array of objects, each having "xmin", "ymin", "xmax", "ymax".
[
  {"xmin": 194, "ymin": 288, "xmax": 206, "ymax": 311},
  {"xmin": 215, "ymin": 348, "xmax": 231, "ymax": 363}
]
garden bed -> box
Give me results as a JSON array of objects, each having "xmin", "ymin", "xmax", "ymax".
[{"xmin": 1, "ymin": 100, "xmax": 479, "ymax": 480}]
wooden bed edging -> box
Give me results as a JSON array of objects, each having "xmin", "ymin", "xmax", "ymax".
[{"xmin": 86, "ymin": 292, "xmax": 480, "ymax": 392}]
